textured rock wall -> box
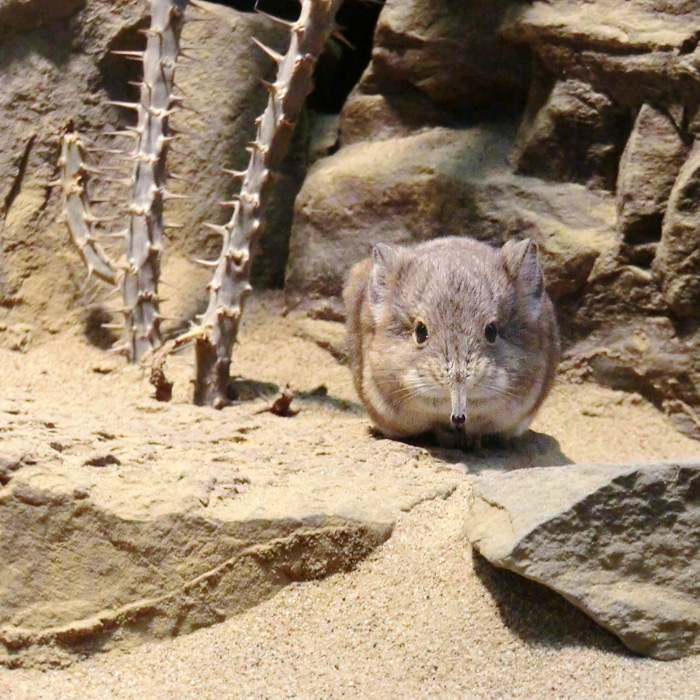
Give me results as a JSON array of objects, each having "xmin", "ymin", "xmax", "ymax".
[
  {"xmin": 0, "ymin": 0, "xmax": 300, "ymax": 344},
  {"xmin": 339, "ymin": 0, "xmax": 530, "ymax": 144},
  {"xmin": 285, "ymin": 0, "xmax": 700, "ymax": 438},
  {"xmin": 2, "ymin": 0, "xmax": 700, "ymax": 436}
]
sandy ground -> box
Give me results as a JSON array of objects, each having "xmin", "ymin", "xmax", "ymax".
[{"xmin": 1, "ymin": 293, "xmax": 699, "ymax": 699}]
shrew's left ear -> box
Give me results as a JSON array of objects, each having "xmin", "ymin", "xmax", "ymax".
[{"xmin": 501, "ymin": 238, "xmax": 545, "ymax": 315}]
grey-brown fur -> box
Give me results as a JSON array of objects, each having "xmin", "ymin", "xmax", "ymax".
[{"xmin": 343, "ymin": 236, "xmax": 560, "ymax": 444}]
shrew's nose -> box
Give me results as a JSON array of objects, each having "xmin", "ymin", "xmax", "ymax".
[{"xmin": 451, "ymin": 413, "xmax": 466, "ymax": 427}]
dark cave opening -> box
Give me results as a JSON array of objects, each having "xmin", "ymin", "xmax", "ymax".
[
  {"xmin": 98, "ymin": 1, "xmax": 383, "ymax": 123},
  {"xmin": 96, "ymin": 19, "xmax": 148, "ymax": 126},
  {"xmin": 204, "ymin": 0, "xmax": 384, "ymax": 114}
]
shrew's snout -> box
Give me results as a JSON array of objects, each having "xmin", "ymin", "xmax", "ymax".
[{"xmin": 450, "ymin": 378, "xmax": 468, "ymax": 429}]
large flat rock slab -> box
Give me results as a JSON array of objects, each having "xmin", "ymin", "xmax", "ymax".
[
  {"xmin": 466, "ymin": 460, "xmax": 700, "ymax": 660},
  {"xmin": 0, "ymin": 464, "xmax": 392, "ymax": 667},
  {"xmin": 0, "ymin": 412, "xmax": 454, "ymax": 668}
]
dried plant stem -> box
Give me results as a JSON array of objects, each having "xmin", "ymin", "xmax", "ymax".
[
  {"xmin": 120, "ymin": 0, "xmax": 189, "ymax": 361},
  {"xmin": 192, "ymin": 0, "xmax": 343, "ymax": 407},
  {"xmin": 58, "ymin": 132, "xmax": 122, "ymax": 288}
]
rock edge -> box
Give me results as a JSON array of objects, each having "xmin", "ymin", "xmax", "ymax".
[{"xmin": 465, "ymin": 460, "xmax": 700, "ymax": 660}]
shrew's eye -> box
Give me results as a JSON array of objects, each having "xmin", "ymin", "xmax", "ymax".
[
  {"xmin": 414, "ymin": 321, "xmax": 428, "ymax": 345},
  {"xmin": 485, "ymin": 322, "xmax": 498, "ymax": 344}
]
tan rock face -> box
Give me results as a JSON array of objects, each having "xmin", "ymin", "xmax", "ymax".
[
  {"xmin": 562, "ymin": 317, "xmax": 700, "ymax": 437},
  {"xmin": 616, "ymin": 104, "xmax": 688, "ymax": 244},
  {"xmin": 369, "ymin": 0, "xmax": 529, "ymax": 111},
  {"xmin": 654, "ymin": 142, "xmax": 700, "ymax": 316},
  {"xmin": 509, "ymin": 0, "xmax": 700, "ymax": 106},
  {"xmin": 0, "ymin": 0, "xmax": 299, "ymax": 341},
  {"xmin": 466, "ymin": 460, "xmax": 700, "ymax": 660},
  {"xmin": 512, "ymin": 79, "xmax": 629, "ymax": 191},
  {"xmin": 0, "ymin": 474, "xmax": 393, "ymax": 666},
  {"xmin": 340, "ymin": 0, "xmax": 530, "ymax": 144}
]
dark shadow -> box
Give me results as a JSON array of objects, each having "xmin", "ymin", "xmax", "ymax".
[
  {"xmin": 309, "ymin": 0, "xmax": 385, "ymax": 114},
  {"xmin": 207, "ymin": 0, "xmax": 384, "ymax": 115},
  {"xmin": 0, "ymin": 15, "xmax": 76, "ymax": 71},
  {"xmin": 95, "ymin": 19, "xmax": 148, "ymax": 127},
  {"xmin": 368, "ymin": 428, "xmax": 573, "ymax": 473},
  {"xmin": 227, "ymin": 377, "xmax": 280, "ymax": 402},
  {"xmin": 378, "ymin": 87, "xmax": 467, "ymax": 132},
  {"xmin": 435, "ymin": 429, "xmax": 573, "ymax": 473},
  {"xmin": 226, "ymin": 378, "xmax": 364, "ymax": 414},
  {"xmin": 82, "ymin": 306, "xmax": 118, "ymax": 350},
  {"xmin": 471, "ymin": 551, "xmax": 632, "ymax": 656},
  {"xmin": 208, "ymin": 0, "xmax": 300, "ymax": 19},
  {"xmin": 296, "ymin": 385, "xmax": 364, "ymax": 414}
]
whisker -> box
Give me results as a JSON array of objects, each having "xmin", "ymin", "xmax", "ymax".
[{"xmin": 384, "ymin": 382, "xmax": 432, "ymax": 401}]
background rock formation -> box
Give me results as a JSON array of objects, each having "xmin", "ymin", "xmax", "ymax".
[
  {"xmin": 0, "ymin": 0, "xmax": 297, "ymax": 343},
  {"xmin": 285, "ymin": 0, "xmax": 700, "ymax": 438},
  {"xmin": 1, "ymin": 0, "xmax": 700, "ymax": 434}
]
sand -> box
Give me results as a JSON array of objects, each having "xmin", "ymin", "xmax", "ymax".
[{"xmin": 1, "ymin": 292, "xmax": 699, "ymax": 699}]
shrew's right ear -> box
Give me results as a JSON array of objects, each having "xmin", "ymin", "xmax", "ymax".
[{"xmin": 368, "ymin": 243, "xmax": 397, "ymax": 321}]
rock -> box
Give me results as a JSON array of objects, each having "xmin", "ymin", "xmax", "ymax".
[
  {"xmin": 339, "ymin": 0, "xmax": 529, "ymax": 144},
  {"xmin": 616, "ymin": 104, "xmax": 688, "ymax": 244},
  {"xmin": 562, "ymin": 317, "xmax": 700, "ymax": 438},
  {"xmin": 285, "ymin": 127, "xmax": 616, "ymax": 307},
  {"xmin": 0, "ymin": 478, "xmax": 393, "ymax": 665},
  {"xmin": 653, "ymin": 141, "xmax": 700, "ymax": 316},
  {"xmin": 465, "ymin": 460, "xmax": 700, "ymax": 660},
  {"xmin": 0, "ymin": 465, "xmax": 399, "ymax": 667},
  {"xmin": 564, "ymin": 259, "xmax": 669, "ymax": 339},
  {"xmin": 507, "ymin": 0, "xmax": 700, "ymax": 107},
  {"xmin": 511, "ymin": 79, "xmax": 630, "ymax": 191},
  {"xmin": 0, "ymin": 1, "xmax": 299, "ymax": 337},
  {"xmin": 0, "ymin": 0, "xmax": 84, "ymax": 32}
]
